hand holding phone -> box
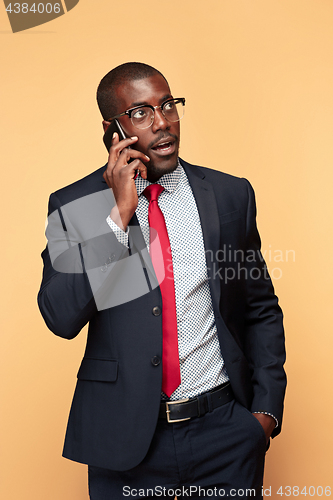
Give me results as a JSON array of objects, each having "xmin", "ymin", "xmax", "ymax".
[
  {"xmin": 102, "ymin": 121, "xmax": 149, "ymax": 230},
  {"xmin": 103, "ymin": 119, "xmax": 140, "ymax": 179}
]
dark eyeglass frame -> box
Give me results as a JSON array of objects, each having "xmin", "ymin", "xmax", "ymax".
[{"xmin": 106, "ymin": 97, "xmax": 185, "ymax": 126}]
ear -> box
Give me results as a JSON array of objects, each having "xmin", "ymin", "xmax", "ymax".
[{"xmin": 102, "ymin": 120, "xmax": 110, "ymax": 132}]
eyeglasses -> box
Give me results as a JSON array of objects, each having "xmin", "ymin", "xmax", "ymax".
[{"xmin": 107, "ymin": 97, "xmax": 185, "ymax": 130}]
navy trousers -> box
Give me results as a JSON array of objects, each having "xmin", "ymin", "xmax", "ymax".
[{"xmin": 88, "ymin": 400, "xmax": 267, "ymax": 499}]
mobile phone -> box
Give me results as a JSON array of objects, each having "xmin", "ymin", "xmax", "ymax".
[{"xmin": 103, "ymin": 118, "xmax": 129, "ymax": 152}]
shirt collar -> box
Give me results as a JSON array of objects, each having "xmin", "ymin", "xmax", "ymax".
[{"xmin": 135, "ymin": 159, "xmax": 182, "ymax": 197}]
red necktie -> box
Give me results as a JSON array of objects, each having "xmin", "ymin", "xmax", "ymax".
[{"xmin": 143, "ymin": 184, "xmax": 181, "ymax": 397}]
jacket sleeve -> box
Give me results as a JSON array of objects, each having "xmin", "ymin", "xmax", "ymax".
[
  {"xmin": 37, "ymin": 191, "xmax": 130, "ymax": 339},
  {"xmin": 242, "ymin": 179, "xmax": 287, "ymax": 437}
]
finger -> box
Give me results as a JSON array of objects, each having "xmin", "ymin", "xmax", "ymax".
[
  {"xmin": 110, "ymin": 148, "xmax": 149, "ymax": 177},
  {"xmin": 105, "ymin": 133, "xmax": 128, "ymax": 176},
  {"xmin": 110, "ymin": 135, "xmax": 139, "ymax": 159},
  {"xmin": 120, "ymin": 159, "xmax": 148, "ymax": 180},
  {"xmin": 106, "ymin": 144, "xmax": 149, "ymax": 185},
  {"xmin": 120, "ymin": 148, "xmax": 150, "ymax": 164},
  {"xmin": 136, "ymin": 163, "xmax": 148, "ymax": 180},
  {"xmin": 103, "ymin": 133, "xmax": 140, "ymax": 187},
  {"xmin": 111, "ymin": 131, "xmax": 119, "ymax": 146}
]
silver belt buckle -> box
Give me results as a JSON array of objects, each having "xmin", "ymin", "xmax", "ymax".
[{"xmin": 165, "ymin": 398, "xmax": 190, "ymax": 423}]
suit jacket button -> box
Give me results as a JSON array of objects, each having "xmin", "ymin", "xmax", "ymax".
[
  {"xmin": 151, "ymin": 356, "xmax": 160, "ymax": 366},
  {"xmin": 152, "ymin": 306, "xmax": 161, "ymax": 316}
]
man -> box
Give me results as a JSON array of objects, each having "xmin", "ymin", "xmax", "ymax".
[{"xmin": 38, "ymin": 62, "xmax": 286, "ymax": 499}]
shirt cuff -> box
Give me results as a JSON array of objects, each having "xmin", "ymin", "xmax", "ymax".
[
  {"xmin": 106, "ymin": 215, "xmax": 129, "ymax": 248},
  {"xmin": 252, "ymin": 411, "xmax": 279, "ymax": 428}
]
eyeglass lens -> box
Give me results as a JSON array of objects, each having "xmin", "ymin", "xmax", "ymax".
[{"xmin": 130, "ymin": 100, "xmax": 184, "ymax": 129}]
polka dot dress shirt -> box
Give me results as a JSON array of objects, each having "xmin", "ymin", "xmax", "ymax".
[{"xmin": 107, "ymin": 161, "xmax": 229, "ymax": 401}]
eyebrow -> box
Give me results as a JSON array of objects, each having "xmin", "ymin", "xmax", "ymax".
[{"xmin": 128, "ymin": 94, "xmax": 173, "ymax": 108}]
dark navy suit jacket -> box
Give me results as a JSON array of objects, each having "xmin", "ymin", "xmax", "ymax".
[{"xmin": 38, "ymin": 158, "xmax": 286, "ymax": 471}]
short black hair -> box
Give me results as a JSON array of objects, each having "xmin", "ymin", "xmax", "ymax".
[{"xmin": 96, "ymin": 62, "xmax": 168, "ymax": 120}]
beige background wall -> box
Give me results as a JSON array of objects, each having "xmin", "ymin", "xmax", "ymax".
[{"xmin": 1, "ymin": 1, "xmax": 332, "ymax": 498}]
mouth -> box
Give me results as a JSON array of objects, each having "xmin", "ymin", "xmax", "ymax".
[{"xmin": 151, "ymin": 138, "xmax": 176, "ymax": 156}]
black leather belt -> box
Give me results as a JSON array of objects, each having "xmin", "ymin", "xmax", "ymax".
[{"xmin": 159, "ymin": 383, "xmax": 234, "ymax": 423}]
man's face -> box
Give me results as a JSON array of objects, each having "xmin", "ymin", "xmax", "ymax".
[{"xmin": 111, "ymin": 74, "xmax": 180, "ymax": 182}]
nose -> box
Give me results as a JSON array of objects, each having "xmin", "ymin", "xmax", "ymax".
[{"xmin": 151, "ymin": 107, "xmax": 169, "ymax": 133}]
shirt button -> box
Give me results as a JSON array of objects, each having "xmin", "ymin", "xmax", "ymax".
[
  {"xmin": 151, "ymin": 356, "xmax": 160, "ymax": 366},
  {"xmin": 152, "ymin": 306, "xmax": 161, "ymax": 316}
]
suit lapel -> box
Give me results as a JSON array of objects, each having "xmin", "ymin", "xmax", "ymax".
[{"xmin": 181, "ymin": 159, "xmax": 221, "ymax": 311}]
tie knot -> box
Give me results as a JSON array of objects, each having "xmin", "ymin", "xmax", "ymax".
[{"xmin": 143, "ymin": 184, "xmax": 164, "ymax": 203}]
